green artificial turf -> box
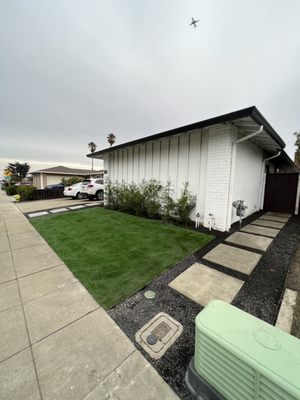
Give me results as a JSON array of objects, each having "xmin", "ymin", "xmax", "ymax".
[{"xmin": 31, "ymin": 208, "xmax": 213, "ymax": 309}]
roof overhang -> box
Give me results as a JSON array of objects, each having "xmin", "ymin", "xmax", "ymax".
[{"xmin": 88, "ymin": 106, "xmax": 286, "ymax": 159}]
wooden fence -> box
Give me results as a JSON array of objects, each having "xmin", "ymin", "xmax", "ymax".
[{"xmin": 32, "ymin": 188, "xmax": 64, "ymax": 201}]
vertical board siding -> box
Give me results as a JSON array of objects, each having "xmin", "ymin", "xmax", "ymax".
[{"xmin": 103, "ymin": 129, "xmax": 206, "ymax": 215}]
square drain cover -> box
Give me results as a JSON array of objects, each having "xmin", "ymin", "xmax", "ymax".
[{"xmin": 135, "ymin": 312, "xmax": 183, "ymax": 359}]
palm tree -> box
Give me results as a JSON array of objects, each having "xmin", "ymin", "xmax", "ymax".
[
  {"xmin": 107, "ymin": 133, "xmax": 116, "ymax": 147},
  {"xmin": 88, "ymin": 142, "xmax": 97, "ymax": 171}
]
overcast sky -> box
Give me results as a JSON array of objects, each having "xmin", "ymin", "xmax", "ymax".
[{"xmin": 1, "ymin": 0, "xmax": 300, "ymax": 177}]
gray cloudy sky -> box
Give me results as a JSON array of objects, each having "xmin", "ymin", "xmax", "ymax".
[{"xmin": 1, "ymin": 0, "xmax": 300, "ymax": 177}]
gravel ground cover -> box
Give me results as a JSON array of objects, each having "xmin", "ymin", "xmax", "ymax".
[{"xmin": 109, "ymin": 212, "xmax": 300, "ymax": 399}]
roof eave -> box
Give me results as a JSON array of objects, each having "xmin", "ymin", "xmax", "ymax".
[{"xmin": 88, "ymin": 106, "xmax": 286, "ymax": 158}]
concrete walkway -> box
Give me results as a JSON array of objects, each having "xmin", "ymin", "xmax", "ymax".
[{"xmin": 0, "ymin": 191, "xmax": 178, "ymax": 400}]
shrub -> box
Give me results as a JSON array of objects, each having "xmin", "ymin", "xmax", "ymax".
[
  {"xmin": 5, "ymin": 185, "xmax": 17, "ymax": 196},
  {"xmin": 105, "ymin": 179, "xmax": 195, "ymax": 226},
  {"xmin": 161, "ymin": 180, "xmax": 176, "ymax": 222},
  {"xmin": 61, "ymin": 176, "xmax": 82, "ymax": 186},
  {"xmin": 174, "ymin": 182, "xmax": 196, "ymax": 226},
  {"xmin": 16, "ymin": 185, "xmax": 36, "ymax": 201},
  {"xmin": 142, "ymin": 179, "xmax": 162, "ymax": 219}
]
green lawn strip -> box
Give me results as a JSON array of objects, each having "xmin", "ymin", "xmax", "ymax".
[
  {"xmin": 291, "ymin": 292, "xmax": 300, "ymax": 339},
  {"xmin": 31, "ymin": 208, "xmax": 213, "ymax": 309}
]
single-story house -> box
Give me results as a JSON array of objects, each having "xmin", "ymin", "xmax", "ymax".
[
  {"xmin": 87, "ymin": 106, "xmax": 298, "ymax": 231},
  {"xmin": 31, "ymin": 166, "xmax": 103, "ymax": 189}
]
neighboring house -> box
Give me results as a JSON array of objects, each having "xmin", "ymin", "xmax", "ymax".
[
  {"xmin": 87, "ymin": 106, "xmax": 298, "ymax": 231},
  {"xmin": 31, "ymin": 166, "xmax": 103, "ymax": 189}
]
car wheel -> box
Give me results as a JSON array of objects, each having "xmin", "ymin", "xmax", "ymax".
[
  {"xmin": 76, "ymin": 192, "xmax": 84, "ymax": 200},
  {"xmin": 95, "ymin": 190, "xmax": 104, "ymax": 201}
]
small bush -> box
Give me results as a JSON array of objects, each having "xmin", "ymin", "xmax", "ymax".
[
  {"xmin": 105, "ymin": 179, "xmax": 195, "ymax": 226},
  {"xmin": 142, "ymin": 179, "xmax": 162, "ymax": 219},
  {"xmin": 5, "ymin": 185, "xmax": 17, "ymax": 196},
  {"xmin": 16, "ymin": 185, "xmax": 36, "ymax": 201},
  {"xmin": 174, "ymin": 182, "xmax": 196, "ymax": 226},
  {"xmin": 61, "ymin": 176, "xmax": 82, "ymax": 186},
  {"xmin": 161, "ymin": 180, "xmax": 176, "ymax": 223}
]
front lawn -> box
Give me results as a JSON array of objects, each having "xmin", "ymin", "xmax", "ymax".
[{"xmin": 31, "ymin": 208, "xmax": 213, "ymax": 309}]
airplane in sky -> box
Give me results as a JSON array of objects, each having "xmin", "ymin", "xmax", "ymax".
[{"xmin": 190, "ymin": 17, "xmax": 199, "ymax": 28}]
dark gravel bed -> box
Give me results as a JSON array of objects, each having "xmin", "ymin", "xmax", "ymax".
[{"xmin": 108, "ymin": 212, "xmax": 300, "ymax": 399}]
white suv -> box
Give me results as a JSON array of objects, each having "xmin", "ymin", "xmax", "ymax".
[{"xmin": 80, "ymin": 178, "xmax": 104, "ymax": 200}]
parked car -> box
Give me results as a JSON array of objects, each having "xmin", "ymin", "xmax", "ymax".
[
  {"xmin": 45, "ymin": 183, "xmax": 65, "ymax": 189},
  {"xmin": 80, "ymin": 178, "xmax": 104, "ymax": 200},
  {"xmin": 63, "ymin": 182, "xmax": 87, "ymax": 199}
]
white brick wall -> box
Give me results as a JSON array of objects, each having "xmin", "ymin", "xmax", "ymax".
[{"xmin": 203, "ymin": 124, "xmax": 237, "ymax": 231}]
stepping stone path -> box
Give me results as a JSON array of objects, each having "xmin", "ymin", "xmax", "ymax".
[
  {"xmin": 169, "ymin": 263, "xmax": 243, "ymax": 307},
  {"xmin": 251, "ymin": 219, "xmax": 285, "ymax": 229},
  {"xmin": 169, "ymin": 212, "xmax": 290, "ymax": 307},
  {"xmin": 225, "ymin": 231, "xmax": 273, "ymax": 252},
  {"xmin": 259, "ymin": 215, "xmax": 289, "ymax": 223},
  {"xmin": 203, "ymin": 244, "xmax": 261, "ymax": 275},
  {"xmin": 27, "ymin": 203, "xmax": 102, "ymax": 218},
  {"xmin": 241, "ymin": 224, "xmax": 280, "ymax": 238}
]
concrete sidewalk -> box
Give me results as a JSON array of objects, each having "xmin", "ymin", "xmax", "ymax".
[{"xmin": 0, "ymin": 191, "xmax": 178, "ymax": 400}]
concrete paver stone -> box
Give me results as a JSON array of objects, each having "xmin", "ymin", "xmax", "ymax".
[
  {"xmin": 68, "ymin": 205, "xmax": 85, "ymax": 210},
  {"xmin": 0, "ymin": 349, "xmax": 41, "ymax": 400},
  {"xmin": 276, "ymin": 289, "xmax": 297, "ymax": 333},
  {"xmin": 251, "ymin": 219, "xmax": 285, "ymax": 229},
  {"xmin": 49, "ymin": 208, "xmax": 69, "ymax": 214},
  {"xmin": 19, "ymin": 264, "xmax": 78, "ymax": 303},
  {"xmin": 169, "ymin": 262, "xmax": 244, "ymax": 307},
  {"xmin": 33, "ymin": 308, "xmax": 135, "ymax": 400},
  {"xmin": 241, "ymin": 224, "xmax": 280, "ymax": 238},
  {"xmin": 28, "ymin": 211, "xmax": 49, "ymax": 218},
  {"xmin": 12, "ymin": 244, "xmax": 63, "ymax": 277},
  {"xmin": 0, "ymin": 251, "xmax": 15, "ymax": 284},
  {"xmin": 265, "ymin": 212, "xmax": 291, "ymax": 217},
  {"xmin": 0, "ymin": 280, "xmax": 21, "ymax": 312},
  {"xmin": 259, "ymin": 215, "xmax": 289, "ymax": 223},
  {"xmin": 83, "ymin": 350, "xmax": 178, "ymax": 400},
  {"xmin": 225, "ymin": 231, "xmax": 273, "ymax": 252},
  {"xmin": 203, "ymin": 244, "xmax": 261, "ymax": 275},
  {"xmin": 0, "ymin": 306, "xmax": 29, "ymax": 362},
  {"xmin": 24, "ymin": 282, "xmax": 99, "ymax": 343}
]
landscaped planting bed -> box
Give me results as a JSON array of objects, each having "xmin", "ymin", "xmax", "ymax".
[
  {"xmin": 109, "ymin": 212, "xmax": 300, "ymax": 399},
  {"xmin": 31, "ymin": 207, "xmax": 213, "ymax": 309}
]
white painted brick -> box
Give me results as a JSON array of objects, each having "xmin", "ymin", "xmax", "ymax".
[{"xmin": 203, "ymin": 125, "xmax": 237, "ymax": 231}]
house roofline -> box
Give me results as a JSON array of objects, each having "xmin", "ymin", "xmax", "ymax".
[
  {"xmin": 87, "ymin": 106, "xmax": 286, "ymax": 158},
  {"xmin": 31, "ymin": 170, "xmax": 102, "ymax": 176}
]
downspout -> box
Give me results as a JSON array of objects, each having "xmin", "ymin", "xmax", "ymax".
[
  {"xmin": 226, "ymin": 125, "xmax": 264, "ymax": 231},
  {"xmin": 258, "ymin": 150, "xmax": 282, "ymax": 210}
]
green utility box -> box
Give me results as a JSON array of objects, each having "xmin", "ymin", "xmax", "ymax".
[{"xmin": 186, "ymin": 300, "xmax": 300, "ymax": 400}]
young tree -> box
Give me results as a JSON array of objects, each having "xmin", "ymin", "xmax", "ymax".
[
  {"xmin": 6, "ymin": 162, "xmax": 30, "ymax": 182},
  {"xmin": 88, "ymin": 142, "xmax": 97, "ymax": 171},
  {"xmin": 107, "ymin": 133, "xmax": 116, "ymax": 147}
]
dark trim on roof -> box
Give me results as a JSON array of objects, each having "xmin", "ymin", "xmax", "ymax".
[{"xmin": 88, "ymin": 106, "xmax": 285, "ymax": 158}]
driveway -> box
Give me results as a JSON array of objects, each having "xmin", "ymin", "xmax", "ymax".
[{"xmin": 16, "ymin": 197, "xmax": 90, "ymax": 214}]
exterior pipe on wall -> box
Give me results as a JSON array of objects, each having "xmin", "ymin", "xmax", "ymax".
[
  {"xmin": 226, "ymin": 125, "xmax": 264, "ymax": 231},
  {"xmin": 258, "ymin": 150, "xmax": 281, "ymax": 210}
]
